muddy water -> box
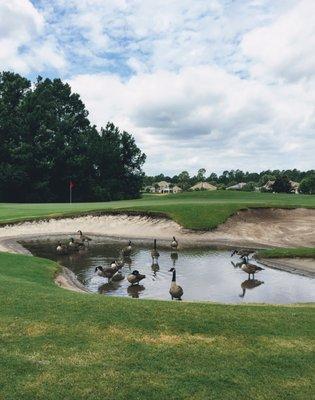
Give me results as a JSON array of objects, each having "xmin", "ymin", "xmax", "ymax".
[{"xmin": 23, "ymin": 238, "xmax": 315, "ymax": 304}]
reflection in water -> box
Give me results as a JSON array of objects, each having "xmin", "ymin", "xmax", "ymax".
[
  {"xmin": 231, "ymin": 260, "xmax": 243, "ymax": 269},
  {"xmin": 239, "ymin": 279, "xmax": 264, "ymax": 298},
  {"xmin": 127, "ymin": 284, "xmax": 145, "ymax": 298},
  {"xmin": 22, "ymin": 238, "xmax": 315, "ymax": 304},
  {"xmin": 151, "ymin": 260, "xmax": 160, "ymax": 276},
  {"xmin": 123, "ymin": 256, "xmax": 132, "ymax": 269},
  {"xmin": 170, "ymin": 252, "xmax": 178, "ymax": 267}
]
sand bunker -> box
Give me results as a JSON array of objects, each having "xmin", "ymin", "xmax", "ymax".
[
  {"xmin": 0, "ymin": 207, "xmax": 314, "ymax": 285},
  {"xmin": 0, "ymin": 208, "xmax": 314, "ymax": 250}
]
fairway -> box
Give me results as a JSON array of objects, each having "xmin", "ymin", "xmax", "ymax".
[{"xmin": 1, "ymin": 191, "xmax": 315, "ymax": 230}]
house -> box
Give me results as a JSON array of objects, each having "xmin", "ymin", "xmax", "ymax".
[
  {"xmin": 172, "ymin": 185, "xmax": 182, "ymax": 193},
  {"xmin": 190, "ymin": 182, "xmax": 217, "ymax": 191},
  {"xmin": 145, "ymin": 181, "xmax": 183, "ymax": 194},
  {"xmin": 226, "ymin": 182, "xmax": 247, "ymax": 190}
]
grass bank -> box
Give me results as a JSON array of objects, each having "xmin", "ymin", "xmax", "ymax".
[
  {"xmin": 257, "ymin": 247, "xmax": 315, "ymax": 259},
  {"xmin": 0, "ymin": 252, "xmax": 314, "ymax": 400},
  {"xmin": 1, "ymin": 191, "xmax": 315, "ymax": 230}
]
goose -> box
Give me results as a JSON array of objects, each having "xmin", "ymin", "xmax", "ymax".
[
  {"xmin": 151, "ymin": 239, "xmax": 160, "ymax": 260},
  {"xmin": 239, "ymin": 279, "xmax": 264, "ymax": 298},
  {"xmin": 95, "ymin": 263, "xmax": 120, "ymax": 281},
  {"xmin": 127, "ymin": 270, "xmax": 146, "ymax": 285},
  {"xmin": 56, "ymin": 241, "xmax": 68, "ymax": 254},
  {"xmin": 171, "ymin": 236, "xmax": 178, "ymax": 249},
  {"xmin": 68, "ymin": 237, "xmax": 84, "ymax": 251},
  {"xmin": 241, "ymin": 258, "xmax": 264, "ymax": 279},
  {"xmin": 77, "ymin": 230, "xmax": 92, "ymax": 245},
  {"xmin": 122, "ymin": 240, "xmax": 132, "ymax": 257},
  {"xmin": 231, "ymin": 249, "xmax": 254, "ymax": 260},
  {"xmin": 112, "ymin": 270, "xmax": 125, "ymax": 282},
  {"xmin": 169, "ymin": 267, "xmax": 183, "ymax": 300}
]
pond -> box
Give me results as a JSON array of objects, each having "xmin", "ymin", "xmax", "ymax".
[{"xmin": 22, "ymin": 237, "xmax": 315, "ymax": 304}]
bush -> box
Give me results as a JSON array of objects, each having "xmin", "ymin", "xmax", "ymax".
[
  {"xmin": 272, "ymin": 175, "xmax": 292, "ymax": 193},
  {"xmin": 299, "ymin": 175, "xmax": 315, "ymax": 194}
]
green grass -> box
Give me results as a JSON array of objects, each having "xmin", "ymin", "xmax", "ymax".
[
  {"xmin": 1, "ymin": 190, "xmax": 315, "ymax": 230},
  {"xmin": 0, "ymin": 252, "xmax": 314, "ymax": 400},
  {"xmin": 257, "ymin": 247, "xmax": 315, "ymax": 259}
]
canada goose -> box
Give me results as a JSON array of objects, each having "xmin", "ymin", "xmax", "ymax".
[
  {"xmin": 127, "ymin": 270, "xmax": 146, "ymax": 285},
  {"xmin": 171, "ymin": 236, "xmax": 178, "ymax": 249},
  {"xmin": 68, "ymin": 237, "xmax": 84, "ymax": 251},
  {"xmin": 122, "ymin": 240, "xmax": 132, "ymax": 257},
  {"xmin": 239, "ymin": 279, "xmax": 264, "ymax": 298},
  {"xmin": 169, "ymin": 267, "xmax": 183, "ymax": 300},
  {"xmin": 95, "ymin": 265, "xmax": 119, "ymax": 281},
  {"xmin": 231, "ymin": 249, "xmax": 254, "ymax": 260},
  {"xmin": 112, "ymin": 271, "xmax": 125, "ymax": 282},
  {"xmin": 241, "ymin": 258, "xmax": 264, "ymax": 279},
  {"xmin": 77, "ymin": 230, "xmax": 92, "ymax": 245},
  {"xmin": 151, "ymin": 239, "xmax": 160, "ymax": 259},
  {"xmin": 56, "ymin": 241, "xmax": 68, "ymax": 254}
]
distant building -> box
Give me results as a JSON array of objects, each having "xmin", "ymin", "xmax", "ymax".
[
  {"xmin": 145, "ymin": 181, "xmax": 182, "ymax": 194},
  {"xmin": 190, "ymin": 182, "xmax": 217, "ymax": 191},
  {"xmin": 226, "ymin": 182, "xmax": 247, "ymax": 190}
]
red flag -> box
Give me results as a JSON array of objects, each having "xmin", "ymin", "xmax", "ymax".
[{"xmin": 69, "ymin": 180, "xmax": 75, "ymax": 189}]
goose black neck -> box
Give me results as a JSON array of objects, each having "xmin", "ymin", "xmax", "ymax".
[
  {"xmin": 154, "ymin": 239, "xmax": 156, "ymax": 250},
  {"xmin": 172, "ymin": 269, "xmax": 176, "ymax": 282}
]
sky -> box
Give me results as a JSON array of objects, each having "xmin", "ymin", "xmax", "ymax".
[{"xmin": 0, "ymin": 0, "xmax": 314, "ymax": 175}]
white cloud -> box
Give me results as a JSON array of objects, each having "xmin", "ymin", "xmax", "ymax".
[
  {"xmin": 69, "ymin": 63, "xmax": 315, "ymax": 174},
  {"xmin": 241, "ymin": 0, "xmax": 315, "ymax": 82},
  {"xmin": 0, "ymin": 0, "xmax": 66, "ymax": 73}
]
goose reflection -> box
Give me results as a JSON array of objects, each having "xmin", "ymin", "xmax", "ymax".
[
  {"xmin": 98, "ymin": 281, "xmax": 121, "ymax": 294},
  {"xmin": 151, "ymin": 260, "xmax": 160, "ymax": 276},
  {"xmin": 151, "ymin": 239, "xmax": 160, "ymax": 262},
  {"xmin": 123, "ymin": 256, "xmax": 132, "ymax": 269},
  {"xmin": 170, "ymin": 251, "xmax": 178, "ymax": 267},
  {"xmin": 239, "ymin": 279, "xmax": 264, "ymax": 298},
  {"xmin": 230, "ymin": 260, "xmax": 242, "ymax": 268},
  {"xmin": 127, "ymin": 284, "xmax": 145, "ymax": 298}
]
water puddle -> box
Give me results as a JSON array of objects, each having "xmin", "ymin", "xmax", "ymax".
[{"xmin": 22, "ymin": 238, "xmax": 315, "ymax": 304}]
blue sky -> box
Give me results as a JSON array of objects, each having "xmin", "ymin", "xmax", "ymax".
[{"xmin": 0, "ymin": 0, "xmax": 314, "ymax": 175}]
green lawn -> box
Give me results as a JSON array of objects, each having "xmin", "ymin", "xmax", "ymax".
[
  {"xmin": 257, "ymin": 247, "xmax": 315, "ymax": 259},
  {"xmin": 1, "ymin": 190, "xmax": 315, "ymax": 230},
  {"xmin": 0, "ymin": 252, "xmax": 314, "ymax": 400}
]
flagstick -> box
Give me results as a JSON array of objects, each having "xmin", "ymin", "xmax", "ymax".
[{"xmin": 70, "ymin": 184, "xmax": 72, "ymax": 204}]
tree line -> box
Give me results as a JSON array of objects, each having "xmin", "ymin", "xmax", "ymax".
[
  {"xmin": 144, "ymin": 168, "xmax": 315, "ymax": 194},
  {"xmin": 0, "ymin": 72, "xmax": 146, "ymax": 202}
]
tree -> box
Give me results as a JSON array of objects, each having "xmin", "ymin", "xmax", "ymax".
[
  {"xmin": 197, "ymin": 168, "xmax": 206, "ymax": 182},
  {"xmin": 178, "ymin": 171, "xmax": 190, "ymax": 190},
  {"xmin": 272, "ymin": 176, "xmax": 292, "ymax": 193},
  {"xmin": 299, "ymin": 175, "xmax": 315, "ymax": 194},
  {"xmin": 0, "ymin": 72, "xmax": 146, "ymax": 202}
]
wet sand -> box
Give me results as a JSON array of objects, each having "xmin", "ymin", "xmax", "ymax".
[{"xmin": 0, "ymin": 208, "xmax": 314, "ymax": 289}]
